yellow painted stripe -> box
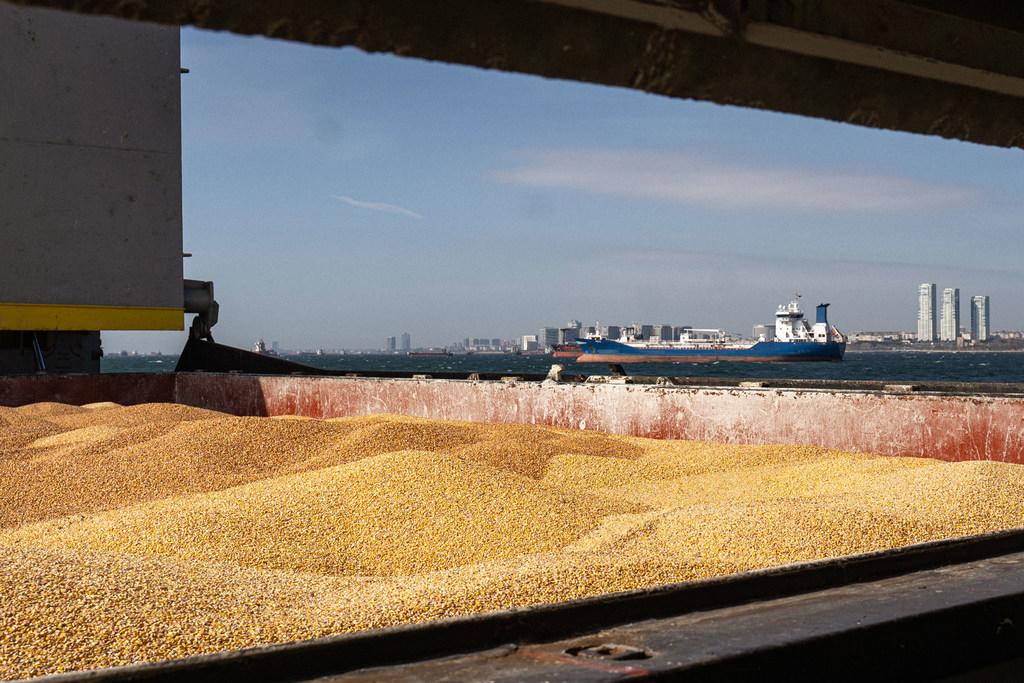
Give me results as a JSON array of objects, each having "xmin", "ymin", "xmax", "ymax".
[{"xmin": 0, "ymin": 303, "xmax": 183, "ymax": 331}]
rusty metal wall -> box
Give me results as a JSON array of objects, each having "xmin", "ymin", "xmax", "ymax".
[
  {"xmin": 173, "ymin": 374, "xmax": 1024, "ymax": 464},
  {"xmin": 0, "ymin": 372, "xmax": 174, "ymax": 406},
  {"xmin": 1, "ymin": 371, "xmax": 1020, "ymax": 464}
]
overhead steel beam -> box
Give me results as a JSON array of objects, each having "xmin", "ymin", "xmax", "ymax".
[{"xmin": 4, "ymin": 0, "xmax": 1024, "ymax": 149}]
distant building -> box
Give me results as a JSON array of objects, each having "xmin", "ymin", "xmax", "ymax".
[
  {"xmin": 400, "ymin": 332, "xmax": 411, "ymax": 351},
  {"xmin": 672, "ymin": 325, "xmax": 691, "ymax": 341},
  {"xmin": 656, "ymin": 324, "xmax": 674, "ymax": 342},
  {"xmin": 752, "ymin": 324, "xmax": 775, "ymax": 341},
  {"xmin": 558, "ymin": 327, "xmax": 579, "ymax": 344},
  {"xmin": 639, "ymin": 324, "xmax": 655, "ymax": 340},
  {"xmin": 566, "ymin": 320, "xmax": 582, "ymax": 333},
  {"xmin": 385, "ymin": 336, "xmax": 397, "ymax": 352},
  {"xmin": 539, "ymin": 327, "xmax": 559, "ymax": 351},
  {"xmin": 917, "ymin": 283, "xmax": 937, "ymax": 342},
  {"xmin": 940, "ymin": 288, "xmax": 960, "ymax": 341},
  {"xmin": 605, "ymin": 325, "xmax": 622, "ymax": 340},
  {"xmin": 971, "ymin": 295, "xmax": 990, "ymax": 342},
  {"xmin": 851, "ymin": 331, "xmax": 910, "ymax": 343},
  {"xmin": 491, "ymin": 338, "xmax": 502, "ymax": 348},
  {"xmin": 521, "ymin": 334, "xmax": 538, "ymax": 352}
]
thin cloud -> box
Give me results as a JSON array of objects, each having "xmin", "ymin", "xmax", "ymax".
[
  {"xmin": 334, "ymin": 194, "xmax": 423, "ymax": 220},
  {"xmin": 496, "ymin": 149, "xmax": 976, "ymax": 211}
]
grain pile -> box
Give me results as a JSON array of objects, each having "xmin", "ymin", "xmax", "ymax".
[{"xmin": 1, "ymin": 402, "xmax": 1023, "ymax": 678}]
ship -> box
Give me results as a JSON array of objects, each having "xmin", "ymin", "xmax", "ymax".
[
  {"xmin": 551, "ymin": 343, "xmax": 583, "ymax": 358},
  {"xmin": 576, "ymin": 299, "xmax": 845, "ymax": 363},
  {"xmin": 408, "ymin": 350, "xmax": 452, "ymax": 357}
]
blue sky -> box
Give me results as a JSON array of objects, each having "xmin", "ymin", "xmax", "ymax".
[{"xmin": 107, "ymin": 27, "xmax": 1024, "ymax": 353}]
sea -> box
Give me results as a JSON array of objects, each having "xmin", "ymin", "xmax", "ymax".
[{"xmin": 103, "ymin": 350, "xmax": 1024, "ymax": 384}]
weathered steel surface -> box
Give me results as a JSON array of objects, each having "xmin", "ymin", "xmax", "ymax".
[
  {"xmin": 173, "ymin": 373, "xmax": 1024, "ymax": 464},
  {"xmin": 7, "ymin": 0, "xmax": 1024, "ymax": 149},
  {"xmin": 0, "ymin": 372, "xmax": 173, "ymax": 407}
]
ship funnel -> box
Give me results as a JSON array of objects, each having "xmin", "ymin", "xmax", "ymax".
[{"xmin": 816, "ymin": 303, "xmax": 830, "ymax": 324}]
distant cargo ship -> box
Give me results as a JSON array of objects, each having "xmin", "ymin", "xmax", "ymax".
[
  {"xmin": 576, "ymin": 299, "xmax": 845, "ymax": 363},
  {"xmin": 408, "ymin": 350, "xmax": 452, "ymax": 357}
]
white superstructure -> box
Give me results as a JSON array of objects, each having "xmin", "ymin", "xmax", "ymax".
[{"xmin": 775, "ymin": 298, "xmax": 834, "ymax": 342}]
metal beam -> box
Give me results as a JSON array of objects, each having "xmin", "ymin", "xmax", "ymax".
[{"xmin": 4, "ymin": 0, "xmax": 1024, "ymax": 148}]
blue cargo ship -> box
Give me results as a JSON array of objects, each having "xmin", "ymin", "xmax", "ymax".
[{"xmin": 576, "ymin": 299, "xmax": 845, "ymax": 364}]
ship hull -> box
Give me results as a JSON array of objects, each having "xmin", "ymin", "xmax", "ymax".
[{"xmin": 576, "ymin": 339, "xmax": 845, "ymax": 363}]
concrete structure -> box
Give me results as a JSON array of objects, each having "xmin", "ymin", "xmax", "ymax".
[
  {"xmin": 0, "ymin": 4, "xmax": 183, "ymax": 332},
  {"xmin": 941, "ymin": 288, "xmax": 960, "ymax": 342},
  {"xmin": 521, "ymin": 335, "xmax": 538, "ymax": 352},
  {"xmin": 400, "ymin": 332, "xmax": 411, "ymax": 352},
  {"xmin": 385, "ymin": 336, "xmax": 396, "ymax": 353},
  {"xmin": 558, "ymin": 327, "xmax": 579, "ymax": 345},
  {"xmin": 918, "ymin": 283, "xmax": 938, "ymax": 342},
  {"xmin": 971, "ymin": 295, "xmax": 991, "ymax": 342}
]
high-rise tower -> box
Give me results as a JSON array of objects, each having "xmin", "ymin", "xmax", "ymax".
[
  {"xmin": 940, "ymin": 288, "xmax": 960, "ymax": 341},
  {"xmin": 917, "ymin": 283, "xmax": 937, "ymax": 342},
  {"xmin": 970, "ymin": 295, "xmax": 990, "ymax": 342}
]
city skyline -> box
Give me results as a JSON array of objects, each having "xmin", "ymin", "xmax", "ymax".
[
  {"xmin": 918, "ymin": 282, "xmax": 993, "ymax": 343},
  {"xmin": 105, "ymin": 27, "xmax": 1024, "ymax": 354}
]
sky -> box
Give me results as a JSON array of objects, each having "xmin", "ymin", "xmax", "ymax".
[{"xmin": 107, "ymin": 27, "xmax": 1024, "ymax": 353}]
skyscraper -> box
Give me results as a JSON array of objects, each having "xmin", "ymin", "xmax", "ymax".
[
  {"xmin": 940, "ymin": 287, "xmax": 960, "ymax": 341},
  {"xmin": 385, "ymin": 336, "xmax": 396, "ymax": 352},
  {"xmin": 539, "ymin": 327, "xmax": 559, "ymax": 351},
  {"xmin": 400, "ymin": 332, "xmax": 411, "ymax": 352},
  {"xmin": 558, "ymin": 327, "xmax": 579, "ymax": 344},
  {"xmin": 917, "ymin": 283, "xmax": 937, "ymax": 342},
  {"xmin": 971, "ymin": 295, "xmax": 990, "ymax": 342}
]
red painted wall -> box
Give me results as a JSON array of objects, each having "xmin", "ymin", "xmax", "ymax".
[
  {"xmin": 2, "ymin": 372, "xmax": 1020, "ymax": 464},
  {"xmin": 0, "ymin": 372, "xmax": 173, "ymax": 407},
  {"xmin": 174, "ymin": 374, "xmax": 1024, "ymax": 464}
]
